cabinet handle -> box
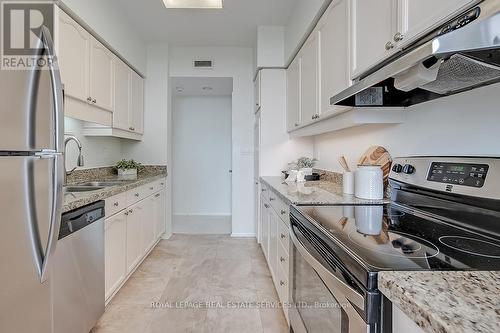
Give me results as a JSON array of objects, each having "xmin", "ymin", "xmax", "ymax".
[
  {"xmin": 264, "ymin": 204, "xmax": 270, "ymax": 209},
  {"xmin": 269, "ymin": 197, "xmax": 275, "ymax": 201},
  {"xmin": 280, "ymin": 280, "xmax": 286, "ymax": 286},
  {"xmin": 124, "ymin": 211, "xmax": 129, "ymax": 216},
  {"xmin": 385, "ymin": 41, "xmax": 394, "ymax": 50},
  {"xmin": 128, "ymin": 209, "xmax": 133, "ymax": 214},
  {"xmin": 161, "ymin": 182, "xmax": 164, "ymax": 186},
  {"xmin": 86, "ymin": 97, "xmax": 92, "ymax": 102},
  {"xmin": 113, "ymin": 202, "xmax": 119, "ymax": 207},
  {"xmin": 261, "ymin": 188, "xmax": 266, "ymax": 192},
  {"xmin": 135, "ymin": 193, "xmax": 140, "ymax": 197},
  {"xmin": 394, "ymin": 32, "xmax": 404, "ymax": 42},
  {"xmin": 92, "ymin": 99, "xmax": 96, "ymax": 104},
  {"xmin": 280, "ymin": 233, "xmax": 287, "ymax": 239},
  {"xmin": 280, "ymin": 209, "xmax": 286, "ymax": 215},
  {"xmin": 155, "ymin": 193, "xmax": 160, "ymax": 197},
  {"xmin": 294, "ymin": 123, "xmax": 299, "ymax": 127},
  {"xmin": 280, "ymin": 257, "xmax": 286, "ymax": 263},
  {"xmin": 150, "ymin": 187, "xmax": 154, "ymax": 190}
]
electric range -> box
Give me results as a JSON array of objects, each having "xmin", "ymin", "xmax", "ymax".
[{"xmin": 289, "ymin": 157, "xmax": 500, "ymax": 333}]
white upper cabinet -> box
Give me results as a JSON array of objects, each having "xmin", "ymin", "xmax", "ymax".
[
  {"xmin": 351, "ymin": 0, "xmax": 398, "ymax": 79},
  {"xmin": 130, "ymin": 71, "xmax": 144, "ymax": 134},
  {"xmin": 90, "ymin": 37, "xmax": 115, "ymax": 112},
  {"xmin": 57, "ymin": 10, "xmax": 90, "ymax": 104},
  {"xmin": 318, "ymin": 0, "xmax": 351, "ymax": 118},
  {"xmin": 398, "ymin": 0, "xmax": 474, "ymax": 47},
  {"xmin": 113, "ymin": 59, "xmax": 131, "ymax": 131},
  {"xmin": 300, "ymin": 33, "xmax": 319, "ymax": 126},
  {"xmin": 286, "ymin": 57, "xmax": 301, "ymax": 131}
]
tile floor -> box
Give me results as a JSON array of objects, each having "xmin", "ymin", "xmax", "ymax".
[{"xmin": 91, "ymin": 235, "xmax": 289, "ymax": 333}]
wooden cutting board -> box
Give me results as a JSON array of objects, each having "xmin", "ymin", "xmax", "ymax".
[{"xmin": 358, "ymin": 146, "xmax": 392, "ymax": 184}]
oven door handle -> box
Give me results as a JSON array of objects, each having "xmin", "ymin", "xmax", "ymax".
[{"xmin": 290, "ymin": 228, "xmax": 366, "ymax": 310}]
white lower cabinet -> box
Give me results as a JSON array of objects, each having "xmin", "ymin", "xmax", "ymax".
[
  {"xmin": 260, "ymin": 196, "xmax": 271, "ymax": 260},
  {"xmin": 104, "ymin": 178, "xmax": 167, "ymax": 303},
  {"xmin": 104, "ymin": 211, "xmax": 127, "ymax": 301}
]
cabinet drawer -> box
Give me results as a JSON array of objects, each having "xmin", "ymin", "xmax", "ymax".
[
  {"xmin": 268, "ymin": 190, "xmax": 281, "ymax": 213},
  {"xmin": 127, "ymin": 185, "xmax": 147, "ymax": 204},
  {"xmin": 105, "ymin": 192, "xmax": 127, "ymax": 217},
  {"xmin": 143, "ymin": 182, "xmax": 156, "ymax": 197},
  {"xmin": 277, "ymin": 240, "xmax": 289, "ymax": 278},
  {"xmin": 276, "ymin": 200, "xmax": 289, "ymax": 225},
  {"xmin": 278, "ymin": 219, "xmax": 289, "ymax": 253},
  {"xmin": 276, "ymin": 264, "xmax": 289, "ymax": 308}
]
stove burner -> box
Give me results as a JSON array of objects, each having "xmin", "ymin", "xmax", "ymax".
[
  {"xmin": 348, "ymin": 231, "xmax": 440, "ymax": 259},
  {"xmin": 439, "ymin": 236, "xmax": 500, "ymax": 259}
]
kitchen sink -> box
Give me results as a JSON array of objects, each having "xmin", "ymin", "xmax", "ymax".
[
  {"xmin": 64, "ymin": 185, "xmax": 105, "ymax": 192},
  {"xmin": 77, "ymin": 181, "xmax": 132, "ymax": 187}
]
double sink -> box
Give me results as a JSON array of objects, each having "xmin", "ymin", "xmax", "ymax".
[{"xmin": 64, "ymin": 180, "xmax": 133, "ymax": 193}]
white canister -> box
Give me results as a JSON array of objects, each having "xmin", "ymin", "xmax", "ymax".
[
  {"xmin": 355, "ymin": 166, "xmax": 384, "ymax": 200},
  {"xmin": 342, "ymin": 172, "xmax": 355, "ymax": 195}
]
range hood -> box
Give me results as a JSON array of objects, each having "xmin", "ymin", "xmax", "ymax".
[{"xmin": 331, "ymin": 0, "xmax": 500, "ymax": 108}]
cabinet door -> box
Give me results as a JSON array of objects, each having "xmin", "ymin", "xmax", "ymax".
[
  {"xmin": 126, "ymin": 202, "xmax": 142, "ymax": 273},
  {"xmin": 57, "ymin": 10, "xmax": 90, "ymax": 103},
  {"xmin": 130, "ymin": 72, "xmax": 144, "ymax": 134},
  {"xmin": 261, "ymin": 198, "xmax": 270, "ymax": 260},
  {"xmin": 318, "ymin": 0, "xmax": 352, "ymax": 117},
  {"xmin": 269, "ymin": 209, "xmax": 278, "ymax": 280},
  {"xmin": 105, "ymin": 212, "xmax": 127, "ymax": 300},
  {"xmin": 113, "ymin": 59, "xmax": 131, "ymax": 131},
  {"xmin": 398, "ymin": 0, "xmax": 474, "ymax": 46},
  {"xmin": 90, "ymin": 37, "xmax": 114, "ymax": 112},
  {"xmin": 254, "ymin": 71, "xmax": 261, "ymax": 113},
  {"xmin": 286, "ymin": 56, "xmax": 301, "ymax": 131},
  {"xmin": 351, "ymin": 0, "xmax": 398, "ymax": 79},
  {"xmin": 155, "ymin": 190, "xmax": 166, "ymax": 239},
  {"xmin": 300, "ymin": 33, "xmax": 319, "ymax": 126},
  {"xmin": 141, "ymin": 196, "xmax": 156, "ymax": 254}
]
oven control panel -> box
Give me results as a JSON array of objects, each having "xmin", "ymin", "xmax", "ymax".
[{"xmin": 427, "ymin": 162, "xmax": 489, "ymax": 188}]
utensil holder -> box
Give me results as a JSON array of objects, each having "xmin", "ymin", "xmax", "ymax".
[{"xmin": 343, "ymin": 172, "xmax": 354, "ymax": 195}]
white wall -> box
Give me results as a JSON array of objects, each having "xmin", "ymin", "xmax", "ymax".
[
  {"xmin": 172, "ymin": 95, "xmax": 232, "ymax": 216},
  {"xmin": 60, "ymin": 0, "xmax": 147, "ymax": 74},
  {"xmin": 284, "ymin": 0, "xmax": 330, "ymax": 64},
  {"xmin": 313, "ymin": 84, "xmax": 500, "ymax": 172},
  {"xmin": 169, "ymin": 46, "xmax": 255, "ymax": 237},
  {"xmin": 64, "ymin": 117, "xmax": 123, "ymax": 169},
  {"xmin": 257, "ymin": 26, "xmax": 285, "ymax": 68}
]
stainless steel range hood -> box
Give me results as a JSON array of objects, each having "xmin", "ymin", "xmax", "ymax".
[{"xmin": 331, "ymin": 0, "xmax": 500, "ymax": 108}]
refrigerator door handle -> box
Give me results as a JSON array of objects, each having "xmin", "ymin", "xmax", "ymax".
[
  {"xmin": 39, "ymin": 26, "xmax": 65, "ymax": 153},
  {"xmin": 35, "ymin": 153, "xmax": 64, "ymax": 283}
]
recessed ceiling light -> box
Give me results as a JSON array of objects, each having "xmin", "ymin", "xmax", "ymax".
[
  {"xmin": 163, "ymin": 0, "xmax": 223, "ymax": 9},
  {"xmin": 202, "ymin": 86, "xmax": 213, "ymax": 91}
]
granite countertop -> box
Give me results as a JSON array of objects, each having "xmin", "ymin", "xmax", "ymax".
[
  {"xmin": 260, "ymin": 176, "xmax": 387, "ymax": 205},
  {"xmin": 63, "ymin": 166, "xmax": 167, "ymax": 213},
  {"xmin": 379, "ymin": 271, "xmax": 500, "ymax": 333}
]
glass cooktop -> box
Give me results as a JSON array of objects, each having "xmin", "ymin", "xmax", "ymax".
[{"xmin": 293, "ymin": 204, "xmax": 500, "ymax": 273}]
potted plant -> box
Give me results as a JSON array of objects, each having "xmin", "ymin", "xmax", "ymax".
[
  {"xmin": 114, "ymin": 159, "xmax": 142, "ymax": 180},
  {"xmin": 292, "ymin": 157, "xmax": 317, "ymax": 176}
]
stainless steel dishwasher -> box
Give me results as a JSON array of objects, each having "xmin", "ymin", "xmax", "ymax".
[{"xmin": 52, "ymin": 201, "xmax": 105, "ymax": 333}]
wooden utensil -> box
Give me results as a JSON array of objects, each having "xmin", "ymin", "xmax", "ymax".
[
  {"xmin": 339, "ymin": 155, "xmax": 350, "ymax": 172},
  {"xmin": 358, "ymin": 146, "xmax": 392, "ymax": 185}
]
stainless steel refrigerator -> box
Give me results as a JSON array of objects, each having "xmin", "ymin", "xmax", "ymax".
[{"xmin": 0, "ymin": 27, "xmax": 64, "ymax": 333}]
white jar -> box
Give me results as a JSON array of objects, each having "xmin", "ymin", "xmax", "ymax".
[{"xmin": 355, "ymin": 166, "xmax": 384, "ymax": 200}]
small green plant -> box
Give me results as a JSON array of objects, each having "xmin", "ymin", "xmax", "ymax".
[
  {"xmin": 288, "ymin": 157, "xmax": 317, "ymax": 170},
  {"xmin": 114, "ymin": 159, "xmax": 143, "ymax": 171}
]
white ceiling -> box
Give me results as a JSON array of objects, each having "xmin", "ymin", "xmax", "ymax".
[
  {"xmin": 108, "ymin": 0, "xmax": 296, "ymax": 46},
  {"xmin": 171, "ymin": 77, "xmax": 233, "ymax": 96}
]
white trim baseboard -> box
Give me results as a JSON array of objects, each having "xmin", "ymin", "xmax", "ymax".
[{"xmin": 230, "ymin": 233, "xmax": 256, "ymax": 238}]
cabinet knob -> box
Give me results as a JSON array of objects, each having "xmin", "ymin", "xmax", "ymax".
[
  {"xmin": 394, "ymin": 32, "xmax": 404, "ymax": 42},
  {"xmin": 92, "ymin": 99, "xmax": 96, "ymax": 104},
  {"xmin": 269, "ymin": 197, "xmax": 275, "ymax": 201},
  {"xmin": 280, "ymin": 280, "xmax": 286, "ymax": 286},
  {"xmin": 280, "ymin": 209, "xmax": 286, "ymax": 215},
  {"xmin": 124, "ymin": 211, "xmax": 129, "ymax": 216},
  {"xmin": 128, "ymin": 209, "xmax": 133, "ymax": 213},
  {"xmin": 135, "ymin": 193, "xmax": 139, "ymax": 197},
  {"xmin": 113, "ymin": 202, "xmax": 119, "ymax": 206},
  {"xmin": 280, "ymin": 257, "xmax": 286, "ymax": 263},
  {"xmin": 261, "ymin": 188, "xmax": 266, "ymax": 192},
  {"xmin": 86, "ymin": 97, "xmax": 92, "ymax": 102},
  {"xmin": 280, "ymin": 233, "xmax": 287, "ymax": 239},
  {"xmin": 385, "ymin": 41, "xmax": 395, "ymax": 50},
  {"xmin": 294, "ymin": 123, "xmax": 299, "ymax": 127},
  {"xmin": 150, "ymin": 187, "xmax": 154, "ymax": 190},
  {"xmin": 155, "ymin": 193, "xmax": 160, "ymax": 197},
  {"xmin": 264, "ymin": 204, "xmax": 270, "ymax": 209}
]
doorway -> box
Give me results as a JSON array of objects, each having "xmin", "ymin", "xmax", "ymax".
[{"xmin": 171, "ymin": 77, "xmax": 233, "ymax": 234}]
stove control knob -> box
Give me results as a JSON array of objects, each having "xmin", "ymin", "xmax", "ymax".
[
  {"xmin": 392, "ymin": 164, "xmax": 403, "ymax": 173},
  {"xmin": 402, "ymin": 164, "xmax": 415, "ymax": 175}
]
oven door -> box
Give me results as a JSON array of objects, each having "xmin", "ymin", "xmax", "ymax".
[{"xmin": 289, "ymin": 221, "xmax": 371, "ymax": 333}]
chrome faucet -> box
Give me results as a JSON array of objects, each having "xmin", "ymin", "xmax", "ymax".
[{"xmin": 64, "ymin": 135, "xmax": 84, "ymax": 183}]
